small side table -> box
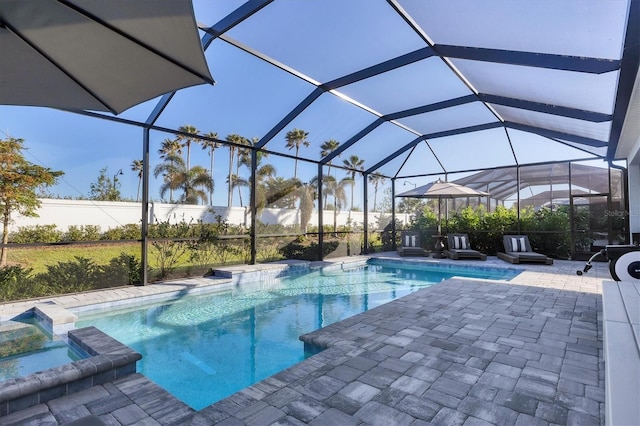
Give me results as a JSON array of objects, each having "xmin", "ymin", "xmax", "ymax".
[{"xmin": 432, "ymin": 234, "xmax": 445, "ymax": 258}]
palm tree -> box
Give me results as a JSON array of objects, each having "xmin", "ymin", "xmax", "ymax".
[
  {"xmin": 201, "ymin": 132, "xmax": 218, "ymax": 206},
  {"xmin": 176, "ymin": 125, "xmax": 200, "ymax": 172},
  {"xmin": 298, "ymin": 184, "xmax": 315, "ymax": 234},
  {"xmin": 225, "ymin": 134, "xmax": 249, "ymax": 206},
  {"xmin": 257, "ymin": 163, "xmax": 276, "ymax": 182},
  {"xmin": 158, "ymin": 138, "xmax": 183, "ymax": 202},
  {"xmin": 310, "ymin": 174, "xmax": 347, "ymax": 235},
  {"xmin": 285, "ymin": 128, "xmax": 310, "ymax": 179},
  {"xmin": 252, "ymin": 151, "xmax": 276, "ymax": 216},
  {"xmin": 368, "ymin": 174, "xmax": 386, "ymax": 212},
  {"xmin": 154, "ymin": 153, "xmax": 183, "ymax": 203},
  {"xmin": 130, "ymin": 159, "xmax": 143, "ymax": 202},
  {"xmin": 342, "ymin": 155, "xmax": 365, "ymax": 218},
  {"xmin": 228, "ymin": 174, "xmax": 249, "ymax": 206},
  {"xmin": 320, "ymin": 139, "xmax": 340, "ymax": 207},
  {"xmin": 262, "ymin": 176, "xmax": 302, "ymax": 209},
  {"xmin": 178, "ymin": 165, "xmax": 214, "ymax": 205},
  {"xmin": 154, "ymin": 155, "xmax": 213, "ymax": 205},
  {"xmin": 235, "ymin": 138, "xmax": 253, "ymax": 207}
]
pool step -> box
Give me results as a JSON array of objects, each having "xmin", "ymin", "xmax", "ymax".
[{"xmin": 34, "ymin": 302, "xmax": 77, "ymax": 335}]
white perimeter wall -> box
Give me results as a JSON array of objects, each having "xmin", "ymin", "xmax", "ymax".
[{"xmin": 9, "ymin": 199, "xmax": 410, "ymax": 234}]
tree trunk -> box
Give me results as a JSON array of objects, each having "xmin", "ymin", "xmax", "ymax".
[
  {"xmin": 209, "ymin": 150, "xmax": 215, "ymax": 206},
  {"xmin": 373, "ymin": 186, "xmax": 378, "ymax": 212},
  {"xmin": 333, "ymin": 194, "xmax": 338, "ymax": 237},
  {"xmin": 236, "ymin": 159, "xmax": 243, "ymax": 207},
  {"xmin": 1, "ymin": 208, "xmax": 10, "ymax": 267},
  {"xmin": 169, "ymin": 160, "xmax": 174, "ymax": 203},
  {"xmin": 186, "ymin": 142, "xmax": 191, "ymax": 172},
  {"xmin": 228, "ymin": 150, "xmax": 234, "ymax": 207},
  {"xmin": 349, "ymin": 182, "xmax": 354, "ymax": 221}
]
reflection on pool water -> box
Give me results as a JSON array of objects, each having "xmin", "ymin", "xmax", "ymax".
[
  {"xmin": 75, "ymin": 260, "xmax": 519, "ymax": 410},
  {"xmin": 0, "ymin": 317, "xmax": 85, "ymax": 381}
]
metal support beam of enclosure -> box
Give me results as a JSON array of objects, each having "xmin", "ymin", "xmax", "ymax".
[
  {"xmin": 363, "ymin": 173, "xmax": 369, "ymax": 254},
  {"xmin": 317, "ymin": 163, "xmax": 324, "ymax": 260},
  {"xmin": 140, "ymin": 128, "xmax": 150, "ymax": 285},
  {"xmin": 250, "ymin": 150, "xmax": 257, "ymax": 264},
  {"xmin": 391, "ymin": 179, "xmax": 397, "ymax": 251}
]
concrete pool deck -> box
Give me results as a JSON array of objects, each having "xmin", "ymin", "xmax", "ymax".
[{"xmin": 0, "ymin": 254, "xmax": 614, "ymax": 425}]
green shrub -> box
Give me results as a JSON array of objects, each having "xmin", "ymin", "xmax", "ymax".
[
  {"xmin": 99, "ymin": 253, "xmax": 142, "ymax": 286},
  {"xmin": 188, "ymin": 240, "xmax": 217, "ymax": 269},
  {"xmin": 63, "ymin": 225, "xmax": 101, "ymax": 242},
  {"xmin": 409, "ymin": 204, "xmax": 572, "ymax": 258},
  {"xmin": 101, "ymin": 223, "xmax": 141, "ymax": 240},
  {"xmin": 0, "ymin": 265, "xmax": 35, "ymax": 302},
  {"xmin": 34, "ymin": 256, "xmax": 99, "ymax": 293},
  {"xmin": 10, "ymin": 225, "xmax": 62, "ymax": 243},
  {"xmin": 279, "ymin": 237, "xmax": 342, "ymax": 260},
  {"xmin": 148, "ymin": 218, "xmax": 195, "ymax": 278},
  {"xmin": 525, "ymin": 207, "xmax": 571, "ymax": 258}
]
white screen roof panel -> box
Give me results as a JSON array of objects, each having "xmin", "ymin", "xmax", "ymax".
[
  {"xmin": 509, "ymin": 130, "xmax": 598, "ymax": 164},
  {"xmin": 155, "ymin": 41, "xmax": 314, "ymax": 139},
  {"xmin": 396, "ymin": 102, "xmax": 498, "ymax": 135},
  {"xmin": 428, "ymin": 128, "xmax": 516, "ymax": 172},
  {"xmin": 450, "ymin": 59, "xmax": 619, "ymax": 114},
  {"xmin": 337, "ymin": 122, "xmax": 420, "ymax": 168},
  {"xmin": 399, "ymin": 0, "xmax": 629, "ymax": 59},
  {"xmin": 339, "ymin": 57, "xmax": 473, "ymax": 115},
  {"xmin": 395, "ymin": 142, "xmax": 446, "ymax": 178},
  {"xmin": 494, "ymin": 105, "xmax": 612, "ymax": 143},
  {"xmin": 226, "ymin": 0, "xmax": 425, "ymax": 82},
  {"xmin": 264, "ymin": 92, "xmax": 377, "ymax": 160}
]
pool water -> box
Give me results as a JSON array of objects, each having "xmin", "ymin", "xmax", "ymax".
[
  {"xmin": 75, "ymin": 261, "xmax": 519, "ymax": 410},
  {"xmin": 0, "ymin": 317, "xmax": 85, "ymax": 381}
]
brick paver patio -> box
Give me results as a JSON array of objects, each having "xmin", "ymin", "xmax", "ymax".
[{"xmin": 0, "ymin": 256, "xmax": 607, "ymax": 425}]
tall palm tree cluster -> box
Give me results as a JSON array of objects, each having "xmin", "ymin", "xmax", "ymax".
[
  {"xmin": 153, "ymin": 125, "xmax": 213, "ymax": 205},
  {"xmin": 129, "ymin": 126, "xmax": 387, "ymax": 222}
]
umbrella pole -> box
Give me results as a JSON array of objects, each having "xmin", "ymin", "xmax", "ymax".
[
  {"xmin": 438, "ymin": 198, "xmax": 442, "ymax": 235},
  {"xmin": 433, "ymin": 197, "xmax": 445, "ymax": 258}
]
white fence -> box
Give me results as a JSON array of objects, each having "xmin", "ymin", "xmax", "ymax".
[{"xmin": 10, "ymin": 199, "xmax": 410, "ymax": 234}]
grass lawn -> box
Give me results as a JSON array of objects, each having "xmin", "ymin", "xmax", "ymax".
[
  {"xmin": 5, "ymin": 241, "xmax": 250, "ymax": 278},
  {"xmin": 7, "ymin": 242, "xmax": 140, "ymax": 274}
]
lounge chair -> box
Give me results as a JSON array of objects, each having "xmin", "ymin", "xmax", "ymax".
[
  {"xmin": 444, "ymin": 233, "xmax": 487, "ymax": 260},
  {"xmin": 397, "ymin": 231, "xmax": 429, "ymax": 257},
  {"xmin": 497, "ymin": 235, "xmax": 553, "ymax": 265}
]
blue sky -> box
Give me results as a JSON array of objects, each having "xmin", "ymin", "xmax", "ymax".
[{"xmin": 0, "ymin": 0, "xmax": 619, "ymax": 209}]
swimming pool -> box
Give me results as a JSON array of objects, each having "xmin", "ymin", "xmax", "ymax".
[{"xmin": 74, "ymin": 260, "xmax": 519, "ymax": 410}]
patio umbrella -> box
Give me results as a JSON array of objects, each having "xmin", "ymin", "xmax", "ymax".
[
  {"xmin": 0, "ymin": 0, "xmax": 213, "ymax": 115},
  {"xmin": 396, "ymin": 179, "xmax": 490, "ymax": 234}
]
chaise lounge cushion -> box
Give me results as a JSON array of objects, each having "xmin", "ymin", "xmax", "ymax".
[{"xmin": 508, "ymin": 236, "xmax": 528, "ymax": 252}]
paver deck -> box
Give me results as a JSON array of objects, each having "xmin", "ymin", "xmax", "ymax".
[{"xmin": 0, "ymin": 254, "xmax": 609, "ymax": 425}]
